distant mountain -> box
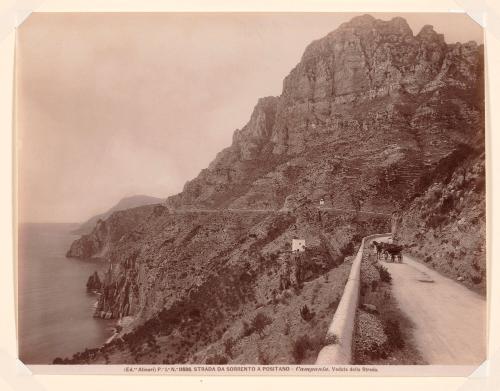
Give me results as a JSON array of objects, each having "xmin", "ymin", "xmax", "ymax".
[{"xmin": 72, "ymin": 195, "xmax": 164, "ymax": 235}]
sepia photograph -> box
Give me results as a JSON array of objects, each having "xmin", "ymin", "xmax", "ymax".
[{"xmin": 15, "ymin": 11, "xmax": 486, "ymax": 374}]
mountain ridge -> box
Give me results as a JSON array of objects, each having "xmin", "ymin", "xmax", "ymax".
[{"xmin": 72, "ymin": 195, "xmax": 164, "ymax": 235}]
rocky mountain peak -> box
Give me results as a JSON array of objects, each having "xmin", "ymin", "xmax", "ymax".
[
  {"xmin": 232, "ymin": 96, "xmax": 278, "ymax": 160},
  {"xmin": 387, "ymin": 16, "xmax": 413, "ymax": 35},
  {"xmin": 165, "ymin": 14, "xmax": 483, "ymax": 213},
  {"xmin": 338, "ymin": 14, "xmax": 411, "ymax": 34},
  {"xmin": 417, "ymin": 24, "xmax": 445, "ymax": 44},
  {"xmin": 343, "ymin": 14, "xmax": 376, "ymax": 27}
]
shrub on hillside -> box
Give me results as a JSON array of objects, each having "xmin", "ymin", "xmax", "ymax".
[
  {"xmin": 300, "ymin": 304, "xmax": 315, "ymax": 321},
  {"xmin": 292, "ymin": 335, "xmax": 311, "ymax": 363},
  {"xmin": 292, "ymin": 335, "xmax": 322, "ymax": 364},
  {"xmin": 471, "ymin": 272, "xmax": 483, "ymax": 284},
  {"xmin": 251, "ymin": 312, "xmax": 273, "ymax": 337},
  {"xmin": 376, "ymin": 264, "xmax": 392, "ymax": 283},
  {"xmin": 241, "ymin": 320, "xmax": 254, "ymax": 337}
]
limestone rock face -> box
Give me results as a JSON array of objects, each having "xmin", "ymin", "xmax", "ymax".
[
  {"xmin": 164, "ymin": 15, "xmax": 483, "ymax": 214},
  {"xmin": 233, "ymin": 96, "xmax": 279, "ymax": 160},
  {"xmin": 93, "ymin": 261, "xmax": 140, "ymax": 319},
  {"xmin": 66, "ymin": 219, "xmax": 108, "ymax": 259}
]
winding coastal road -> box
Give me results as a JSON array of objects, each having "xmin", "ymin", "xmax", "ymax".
[
  {"xmin": 165, "ymin": 206, "xmax": 390, "ymax": 218},
  {"xmin": 378, "ymin": 240, "xmax": 487, "ymax": 365}
]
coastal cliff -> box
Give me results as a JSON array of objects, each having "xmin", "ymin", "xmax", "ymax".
[
  {"xmin": 73, "ymin": 195, "xmax": 164, "ymax": 235},
  {"xmin": 66, "ymin": 205, "xmax": 158, "ymax": 259},
  {"xmin": 64, "ymin": 15, "xmax": 484, "ymax": 364}
]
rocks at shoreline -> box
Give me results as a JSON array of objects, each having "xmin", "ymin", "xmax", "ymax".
[{"xmin": 92, "ymin": 263, "xmax": 140, "ymax": 320}]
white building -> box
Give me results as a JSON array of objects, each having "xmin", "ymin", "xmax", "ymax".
[{"xmin": 292, "ymin": 239, "xmax": 306, "ymax": 252}]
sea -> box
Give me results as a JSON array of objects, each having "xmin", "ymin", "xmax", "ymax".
[{"xmin": 18, "ymin": 223, "xmax": 116, "ymax": 364}]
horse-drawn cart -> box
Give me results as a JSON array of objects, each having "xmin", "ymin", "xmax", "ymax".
[{"xmin": 372, "ymin": 240, "xmax": 403, "ymax": 263}]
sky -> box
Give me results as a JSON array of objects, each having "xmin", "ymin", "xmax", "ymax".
[{"xmin": 16, "ymin": 12, "xmax": 483, "ymax": 223}]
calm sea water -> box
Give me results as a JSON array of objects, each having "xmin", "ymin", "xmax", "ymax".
[{"xmin": 18, "ymin": 223, "xmax": 115, "ymax": 364}]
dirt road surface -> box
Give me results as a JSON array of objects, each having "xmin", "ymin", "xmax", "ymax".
[{"xmin": 382, "ymin": 253, "xmax": 486, "ymax": 365}]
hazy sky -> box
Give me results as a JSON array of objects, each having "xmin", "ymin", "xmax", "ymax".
[{"xmin": 16, "ymin": 12, "xmax": 483, "ymax": 223}]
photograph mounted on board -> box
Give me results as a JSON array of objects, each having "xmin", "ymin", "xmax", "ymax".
[{"xmin": 15, "ymin": 12, "xmax": 486, "ymax": 373}]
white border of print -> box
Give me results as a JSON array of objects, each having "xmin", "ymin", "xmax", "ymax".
[{"xmin": 2, "ymin": 1, "xmax": 500, "ymax": 391}]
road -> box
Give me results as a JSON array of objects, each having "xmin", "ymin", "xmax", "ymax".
[
  {"xmin": 165, "ymin": 206, "xmax": 390, "ymax": 218},
  {"xmin": 377, "ymin": 242, "xmax": 487, "ymax": 365},
  {"xmin": 166, "ymin": 208, "xmax": 275, "ymax": 214}
]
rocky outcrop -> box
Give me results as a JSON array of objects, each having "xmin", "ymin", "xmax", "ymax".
[
  {"xmin": 93, "ymin": 262, "xmax": 140, "ymax": 319},
  {"xmin": 233, "ymin": 96, "xmax": 279, "ymax": 160},
  {"xmin": 86, "ymin": 271, "xmax": 102, "ymax": 292},
  {"xmin": 66, "ymin": 219, "xmax": 107, "ymax": 258}
]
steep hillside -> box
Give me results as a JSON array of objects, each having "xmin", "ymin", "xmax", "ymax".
[
  {"xmin": 62, "ymin": 207, "xmax": 389, "ymax": 364},
  {"xmin": 63, "ymin": 15, "xmax": 484, "ymax": 364},
  {"xmin": 393, "ymin": 146, "xmax": 486, "ymax": 294},
  {"xmin": 73, "ymin": 195, "xmax": 164, "ymax": 235}
]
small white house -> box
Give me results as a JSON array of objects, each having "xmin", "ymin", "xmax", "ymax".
[
  {"xmin": 292, "ymin": 239, "xmax": 306, "ymax": 252},
  {"xmin": 319, "ymin": 198, "xmax": 325, "ymax": 206}
]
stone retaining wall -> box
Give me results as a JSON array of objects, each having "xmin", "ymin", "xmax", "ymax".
[{"xmin": 315, "ymin": 232, "xmax": 391, "ymax": 364}]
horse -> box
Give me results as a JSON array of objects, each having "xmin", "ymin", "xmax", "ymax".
[
  {"xmin": 371, "ymin": 241, "xmax": 385, "ymax": 260},
  {"xmin": 383, "ymin": 243, "xmax": 403, "ymax": 263}
]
